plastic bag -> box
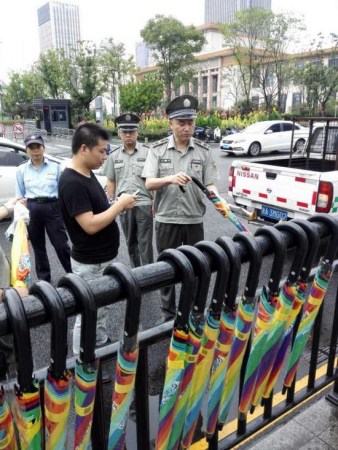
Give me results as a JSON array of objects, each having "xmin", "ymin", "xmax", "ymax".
[{"xmin": 5, "ymin": 202, "xmax": 30, "ymax": 241}]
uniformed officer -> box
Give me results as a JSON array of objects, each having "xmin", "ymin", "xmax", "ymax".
[
  {"xmin": 103, "ymin": 113, "xmax": 154, "ymax": 267},
  {"xmin": 142, "ymin": 95, "xmax": 219, "ymax": 322},
  {"xmin": 16, "ymin": 134, "xmax": 71, "ymax": 282}
]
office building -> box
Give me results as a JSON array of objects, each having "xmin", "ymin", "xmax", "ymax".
[
  {"xmin": 135, "ymin": 41, "xmax": 156, "ymax": 69},
  {"xmin": 37, "ymin": 1, "xmax": 81, "ymax": 57},
  {"xmin": 205, "ymin": 0, "xmax": 271, "ymax": 24}
]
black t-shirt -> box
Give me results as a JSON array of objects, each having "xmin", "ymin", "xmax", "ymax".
[{"xmin": 58, "ymin": 168, "xmax": 119, "ymax": 264}]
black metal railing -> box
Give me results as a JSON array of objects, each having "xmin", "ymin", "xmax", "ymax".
[{"xmin": 1, "ymin": 215, "xmax": 338, "ymax": 449}]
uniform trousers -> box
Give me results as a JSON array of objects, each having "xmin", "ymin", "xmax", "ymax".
[
  {"xmin": 27, "ymin": 200, "xmax": 71, "ymax": 282},
  {"xmin": 71, "ymin": 257, "xmax": 115, "ymax": 356},
  {"xmin": 155, "ymin": 222, "xmax": 204, "ymax": 319},
  {"xmin": 119, "ymin": 205, "xmax": 154, "ymax": 267}
]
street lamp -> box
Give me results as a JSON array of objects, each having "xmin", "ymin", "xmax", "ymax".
[{"xmin": 111, "ymin": 68, "xmax": 120, "ymax": 118}]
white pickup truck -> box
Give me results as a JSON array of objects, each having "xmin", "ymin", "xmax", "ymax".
[{"xmin": 229, "ymin": 120, "xmax": 338, "ymax": 223}]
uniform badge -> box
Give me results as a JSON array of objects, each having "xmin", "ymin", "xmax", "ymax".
[{"xmin": 191, "ymin": 159, "xmax": 202, "ymax": 172}]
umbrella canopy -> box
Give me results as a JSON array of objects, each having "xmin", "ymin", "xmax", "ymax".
[
  {"xmin": 30, "ymin": 281, "xmax": 71, "ymax": 450},
  {"xmin": 218, "ymin": 232, "xmax": 262, "ymax": 428},
  {"xmin": 283, "ymin": 215, "xmax": 338, "ymax": 392},
  {"xmin": 58, "ymin": 273, "xmax": 98, "ymax": 450},
  {"xmin": 239, "ymin": 226, "xmax": 286, "ymax": 417},
  {"xmin": 155, "ymin": 249, "xmax": 196, "ymax": 450},
  {"xmin": 262, "ymin": 220, "xmax": 319, "ymax": 401},
  {"xmin": 103, "ymin": 262, "xmax": 142, "ymax": 450},
  {"xmin": 250, "ymin": 221, "xmax": 308, "ymax": 411},
  {"xmin": 10, "ymin": 218, "xmax": 31, "ymax": 288},
  {"xmin": 205, "ymin": 236, "xmax": 241, "ymax": 440},
  {"xmin": 190, "ymin": 176, "xmax": 251, "ymax": 233},
  {"xmin": 180, "ymin": 241, "xmax": 229, "ymax": 449},
  {"xmin": 3, "ymin": 288, "xmax": 42, "ymax": 449},
  {"xmin": 0, "ymin": 386, "xmax": 16, "ymax": 450},
  {"xmin": 167, "ymin": 245, "xmax": 211, "ymax": 450}
]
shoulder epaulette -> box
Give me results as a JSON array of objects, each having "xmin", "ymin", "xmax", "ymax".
[
  {"xmin": 152, "ymin": 138, "xmax": 168, "ymax": 148},
  {"xmin": 142, "ymin": 143, "xmax": 150, "ymax": 149},
  {"xmin": 194, "ymin": 139, "xmax": 210, "ymax": 150},
  {"xmin": 109, "ymin": 145, "xmax": 121, "ymax": 154}
]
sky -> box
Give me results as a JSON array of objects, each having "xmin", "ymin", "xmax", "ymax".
[{"xmin": 0, "ymin": 0, "xmax": 337, "ymax": 82}]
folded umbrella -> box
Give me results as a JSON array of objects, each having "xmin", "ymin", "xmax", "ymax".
[
  {"xmin": 58, "ymin": 273, "xmax": 98, "ymax": 450},
  {"xmin": 10, "ymin": 218, "xmax": 31, "ymax": 288},
  {"xmin": 205, "ymin": 236, "xmax": 241, "ymax": 440},
  {"xmin": 180, "ymin": 241, "xmax": 229, "ymax": 449},
  {"xmin": 0, "ymin": 386, "xmax": 16, "ymax": 449},
  {"xmin": 218, "ymin": 232, "xmax": 262, "ymax": 428},
  {"xmin": 239, "ymin": 226, "xmax": 286, "ymax": 417},
  {"xmin": 30, "ymin": 281, "xmax": 71, "ymax": 450},
  {"xmin": 3, "ymin": 288, "xmax": 42, "ymax": 449},
  {"xmin": 250, "ymin": 222, "xmax": 308, "ymax": 411},
  {"xmin": 283, "ymin": 215, "xmax": 338, "ymax": 392},
  {"xmin": 155, "ymin": 249, "xmax": 196, "ymax": 450},
  {"xmin": 103, "ymin": 263, "xmax": 142, "ymax": 450}
]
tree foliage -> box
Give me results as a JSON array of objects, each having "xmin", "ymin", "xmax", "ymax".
[
  {"xmin": 141, "ymin": 15, "xmax": 205, "ymax": 102},
  {"xmin": 119, "ymin": 76, "xmax": 164, "ymax": 115},
  {"xmin": 37, "ymin": 49, "xmax": 66, "ymax": 99}
]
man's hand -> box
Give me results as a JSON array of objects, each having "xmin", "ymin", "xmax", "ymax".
[
  {"xmin": 116, "ymin": 193, "xmax": 137, "ymax": 212},
  {"xmin": 170, "ymin": 172, "xmax": 192, "ymax": 187}
]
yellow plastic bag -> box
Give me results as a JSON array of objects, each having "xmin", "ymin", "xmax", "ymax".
[{"xmin": 10, "ymin": 219, "xmax": 31, "ymax": 288}]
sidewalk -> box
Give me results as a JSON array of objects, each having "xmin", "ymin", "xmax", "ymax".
[{"xmin": 237, "ymin": 387, "xmax": 338, "ymax": 450}]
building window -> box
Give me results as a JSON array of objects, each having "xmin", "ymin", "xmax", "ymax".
[
  {"xmin": 202, "ymin": 76, "xmax": 208, "ymax": 94},
  {"xmin": 201, "ymin": 97, "xmax": 207, "ymax": 110},
  {"xmin": 184, "ymin": 82, "xmax": 190, "ymax": 94},
  {"xmin": 175, "ymin": 86, "xmax": 180, "ymax": 97},
  {"xmin": 329, "ymin": 57, "xmax": 338, "ymax": 69},
  {"xmin": 292, "ymin": 93, "xmax": 301, "ymax": 106},
  {"xmin": 212, "ymin": 75, "xmax": 218, "ymax": 93},
  {"xmin": 193, "ymin": 78, "xmax": 198, "ymax": 96},
  {"xmin": 212, "ymin": 96, "xmax": 217, "ymax": 109},
  {"xmin": 251, "ymin": 96, "xmax": 259, "ymax": 108},
  {"xmin": 280, "ymin": 94, "xmax": 287, "ymax": 113},
  {"xmin": 266, "ymin": 70, "xmax": 274, "ymax": 87},
  {"xmin": 252, "ymin": 71, "xmax": 260, "ymax": 88}
]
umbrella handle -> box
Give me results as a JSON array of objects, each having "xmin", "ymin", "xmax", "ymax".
[
  {"xmin": 292, "ymin": 219, "xmax": 320, "ymax": 281},
  {"xmin": 58, "ymin": 274, "xmax": 97, "ymax": 364},
  {"xmin": 158, "ymin": 248, "xmax": 196, "ymax": 329},
  {"xmin": 195, "ymin": 241, "xmax": 230, "ymax": 314},
  {"xmin": 29, "ymin": 281, "xmax": 67, "ymax": 380},
  {"xmin": 215, "ymin": 236, "xmax": 241, "ymax": 309},
  {"xmin": 3, "ymin": 288, "xmax": 34, "ymax": 391},
  {"xmin": 308, "ymin": 214, "xmax": 338, "ymax": 263},
  {"xmin": 103, "ymin": 262, "xmax": 142, "ymax": 341},
  {"xmin": 233, "ymin": 232, "xmax": 263, "ymax": 301},
  {"xmin": 177, "ymin": 245, "xmax": 211, "ymax": 313},
  {"xmin": 191, "ymin": 176, "xmax": 212, "ymax": 196},
  {"xmin": 275, "ymin": 221, "xmax": 308, "ymax": 285},
  {"xmin": 255, "ymin": 226, "xmax": 287, "ymax": 295}
]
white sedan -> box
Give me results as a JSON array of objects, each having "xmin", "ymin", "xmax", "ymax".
[
  {"xmin": 220, "ymin": 120, "xmax": 309, "ymax": 157},
  {"xmin": 0, "ymin": 138, "xmax": 106, "ymax": 205}
]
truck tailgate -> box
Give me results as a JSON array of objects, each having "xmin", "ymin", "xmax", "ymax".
[{"xmin": 230, "ymin": 161, "xmax": 321, "ymax": 218}]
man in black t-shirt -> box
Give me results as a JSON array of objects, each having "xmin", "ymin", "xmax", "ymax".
[{"xmin": 58, "ymin": 123, "xmax": 137, "ymax": 356}]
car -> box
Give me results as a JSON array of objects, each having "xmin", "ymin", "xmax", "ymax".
[
  {"xmin": 219, "ymin": 120, "xmax": 309, "ymax": 157},
  {"xmin": 0, "ymin": 137, "xmax": 106, "ymax": 205}
]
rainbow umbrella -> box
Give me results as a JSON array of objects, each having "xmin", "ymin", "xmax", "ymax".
[
  {"xmin": 180, "ymin": 241, "xmax": 229, "ymax": 448},
  {"xmin": 205, "ymin": 236, "xmax": 241, "ymax": 440},
  {"xmin": 190, "ymin": 176, "xmax": 251, "ymax": 233},
  {"xmin": 0, "ymin": 386, "xmax": 16, "ymax": 449},
  {"xmin": 262, "ymin": 219, "xmax": 320, "ymax": 401},
  {"xmin": 10, "ymin": 218, "xmax": 31, "ymax": 288},
  {"xmin": 218, "ymin": 232, "xmax": 262, "ymax": 428},
  {"xmin": 239, "ymin": 226, "xmax": 286, "ymax": 417},
  {"xmin": 167, "ymin": 245, "xmax": 211, "ymax": 449},
  {"xmin": 250, "ymin": 221, "xmax": 308, "ymax": 411},
  {"xmin": 103, "ymin": 263, "xmax": 142, "ymax": 450},
  {"xmin": 283, "ymin": 215, "xmax": 338, "ymax": 392},
  {"xmin": 30, "ymin": 281, "xmax": 71, "ymax": 450},
  {"xmin": 155, "ymin": 249, "xmax": 196, "ymax": 450},
  {"xmin": 3, "ymin": 288, "xmax": 42, "ymax": 449},
  {"xmin": 58, "ymin": 273, "xmax": 98, "ymax": 450}
]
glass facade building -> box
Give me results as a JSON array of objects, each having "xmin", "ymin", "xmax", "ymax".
[{"xmin": 205, "ymin": 0, "xmax": 271, "ymax": 23}]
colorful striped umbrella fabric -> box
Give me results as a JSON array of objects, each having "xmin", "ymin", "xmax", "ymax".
[
  {"xmin": 0, "ymin": 386, "xmax": 16, "ymax": 450},
  {"xmin": 218, "ymin": 233, "xmax": 262, "ymax": 428},
  {"xmin": 239, "ymin": 226, "xmax": 286, "ymax": 416},
  {"xmin": 190, "ymin": 176, "xmax": 251, "ymax": 232},
  {"xmin": 205, "ymin": 237, "xmax": 241, "ymax": 439},
  {"xmin": 249, "ymin": 222, "xmax": 308, "ymax": 411},
  {"xmin": 103, "ymin": 263, "xmax": 142, "ymax": 450},
  {"xmin": 155, "ymin": 249, "xmax": 196, "ymax": 450},
  {"xmin": 180, "ymin": 241, "xmax": 230, "ymax": 448},
  {"xmin": 283, "ymin": 215, "xmax": 338, "ymax": 391}
]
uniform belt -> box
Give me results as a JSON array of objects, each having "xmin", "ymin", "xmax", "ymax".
[{"xmin": 29, "ymin": 197, "xmax": 58, "ymax": 203}]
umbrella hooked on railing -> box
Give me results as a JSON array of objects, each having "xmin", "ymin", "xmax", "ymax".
[
  {"xmin": 30, "ymin": 281, "xmax": 71, "ymax": 450},
  {"xmin": 103, "ymin": 262, "xmax": 142, "ymax": 450},
  {"xmin": 4, "ymin": 288, "xmax": 42, "ymax": 449},
  {"xmin": 58, "ymin": 273, "xmax": 98, "ymax": 450}
]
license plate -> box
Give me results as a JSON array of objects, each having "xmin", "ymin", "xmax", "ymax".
[
  {"xmin": 261, "ymin": 205, "xmax": 288, "ymax": 221},
  {"xmin": 221, "ymin": 144, "xmax": 230, "ymax": 149}
]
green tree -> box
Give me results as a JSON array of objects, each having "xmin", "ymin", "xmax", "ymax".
[
  {"xmin": 141, "ymin": 15, "xmax": 205, "ymax": 102},
  {"xmin": 119, "ymin": 76, "xmax": 164, "ymax": 115},
  {"xmin": 36, "ymin": 49, "xmax": 66, "ymax": 99}
]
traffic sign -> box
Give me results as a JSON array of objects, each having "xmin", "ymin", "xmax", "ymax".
[
  {"xmin": 13, "ymin": 122, "xmax": 24, "ymax": 135},
  {"xmin": 0, "ymin": 123, "xmax": 6, "ymax": 135}
]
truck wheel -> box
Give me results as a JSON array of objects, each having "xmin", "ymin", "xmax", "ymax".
[
  {"xmin": 293, "ymin": 139, "xmax": 305, "ymax": 152},
  {"xmin": 248, "ymin": 142, "xmax": 261, "ymax": 156}
]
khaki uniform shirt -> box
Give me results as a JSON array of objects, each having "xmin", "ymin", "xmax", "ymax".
[
  {"xmin": 103, "ymin": 143, "xmax": 152, "ymax": 206},
  {"xmin": 142, "ymin": 135, "xmax": 219, "ymax": 224}
]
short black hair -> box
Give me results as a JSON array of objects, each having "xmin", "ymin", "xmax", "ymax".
[{"xmin": 72, "ymin": 123, "xmax": 110, "ymax": 155}]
